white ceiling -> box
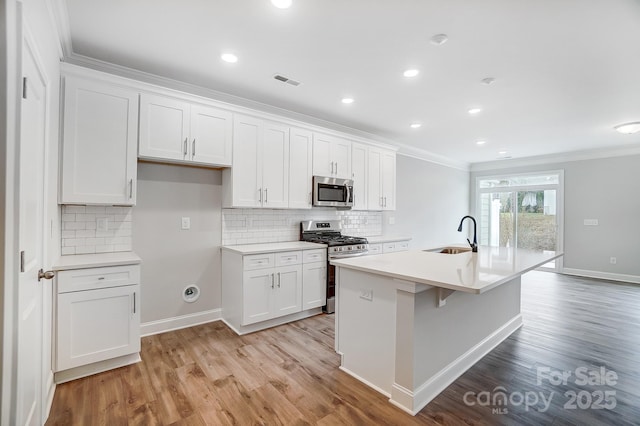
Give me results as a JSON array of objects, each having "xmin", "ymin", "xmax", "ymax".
[{"xmin": 59, "ymin": 0, "xmax": 640, "ymax": 165}]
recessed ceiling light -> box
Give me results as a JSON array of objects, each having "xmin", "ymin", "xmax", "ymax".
[
  {"xmin": 410, "ymin": 123, "xmax": 422, "ymax": 129},
  {"xmin": 221, "ymin": 53, "xmax": 238, "ymax": 63},
  {"xmin": 614, "ymin": 122, "xmax": 640, "ymax": 134},
  {"xmin": 476, "ymin": 140, "xmax": 486, "ymax": 145},
  {"xmin": 271, "ymin": 0, "xmax": 292, "ymax": 9},
  {"xmin": 498, "ymin": 151, "xmax": 508, "ymax": 155},
  {"xmin": 430, "ymin": 34, "xmax": 448, "ymax": 45},
  {"xmin": 403, "ymin": 69, "xmax": 419, "ymax": 78},
  {"xmin": 341, "ymin": 97, "xmax": 354, "ymax": 104},
  {"xmin": 468, "ymin": 108, "xmax": 482, "ymax": 115},
  {"xmin": 481, "ymin": 77, "xmax": 496, "ymax": 85}
]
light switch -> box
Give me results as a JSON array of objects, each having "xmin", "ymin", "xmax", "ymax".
[
  {"xmin": 181, "ymin": 217, "xmax": 191, "ymax": 230},
  {"xmin": 583, "ymin": 219, "xmax": 599, "ymax": 226}
]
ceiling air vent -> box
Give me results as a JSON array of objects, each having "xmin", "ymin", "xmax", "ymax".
[{"xmin": 273, "ymin": 74, "xmax": 301, "ymax": 86}]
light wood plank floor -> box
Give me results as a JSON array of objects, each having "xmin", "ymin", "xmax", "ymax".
[{"xmin": 46, "ymin": 271, "xmax": 640, "ymax": 425}]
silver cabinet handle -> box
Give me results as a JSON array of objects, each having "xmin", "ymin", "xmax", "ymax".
[
  {"xmin": 259, "ymin": 188, "xmax": 262, "ymax": 203},
  {"xmin": 183, "ymin": 137, "xmax": 188, "ymax": 156},
  {"xmin": 133, "ymin": 292, "xmax": 136, "ymax": 314},
  {"xmin": 330, "ymin": 161, "xmax": 334, "ymax": 174},
  {"xmin": 380, "ymin": 196, "xmax": 383, "ymax": 207},
  {"xmin": 271, "ymin": 273, "xmax": 274, "ymax": 289},
  {"xmin": 335, "ymin": 162, "xmax": 338, "ymax": 175},
  {"xmin": 265, "ymin": 188, "xmax": 268, "ymax": 203},
  {"xmin": 37, "ymin": 269, "xmax": 55, "ymax": 282},
  {"xmin": 277, "ymin": 272, "xmax": 281, "ymax": 288},
  {"xmin": 192, "ymin": 139, "xmax": 196, "ymax": 158},
  {"xmin": 384, "ymin": 196, "xmax": 387, "ymax": 207},
  {"xmin": 129, "ymin": 179, "xmax": 133, "ymax": 199}
]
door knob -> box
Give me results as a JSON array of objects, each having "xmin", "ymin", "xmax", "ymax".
[{"xmin": 38, "ymin": 269, "xmax": 55, "ymax": 281}]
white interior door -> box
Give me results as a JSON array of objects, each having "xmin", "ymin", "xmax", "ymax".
[{"xmin": 17, "ymin": 37, "xmax": 48, "ymax": 425}]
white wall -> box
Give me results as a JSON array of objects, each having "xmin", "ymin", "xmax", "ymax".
[
  {"xmin": 133, "ymin": 162, "xmax": 222, "ymax": 324},
  {"xmin": 471, "ymin": 154, "xmax": 640, "ymax": 279},
  {"xmin": 383, "ymin": 155, "xmax": 471, "ymax": 249}
]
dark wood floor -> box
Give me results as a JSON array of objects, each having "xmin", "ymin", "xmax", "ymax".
[{"xmin": 46, "ymin": 271, "xmax": 640, "ymax": 425}]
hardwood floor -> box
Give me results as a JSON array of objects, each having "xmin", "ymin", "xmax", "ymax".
[{"xmin": 46, "ymin": 271, "xmax": 640, "ymax": 425}]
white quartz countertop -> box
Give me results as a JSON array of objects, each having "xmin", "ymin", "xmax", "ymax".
[
  {"xmin": 365, "ymin": 235, "xmax": 412, "ymax": 244},
  {"xmin": 331, "ymin": 246, "xmax": 562, "ymax": 294},
  {"xmin": 53, "ymin": 251, "xmax": 142, "ymax": 271},
  {"xmin": 221, "ymin": 241, "xmax": 326, "ymax": 255}
]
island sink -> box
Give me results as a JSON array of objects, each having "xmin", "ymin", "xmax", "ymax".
[{"xmin": 424, "ymin": 246, "xmax": 472, "ymax": 254}]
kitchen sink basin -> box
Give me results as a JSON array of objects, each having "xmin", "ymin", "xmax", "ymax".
[{"xmin": 424, "ymin": 246, "xmax": 472, "ymax": 254}]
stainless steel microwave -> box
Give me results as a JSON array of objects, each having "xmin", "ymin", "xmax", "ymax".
[{"xmin": 313, "ymin": 176, "xmax": 353, "ymax": 208}]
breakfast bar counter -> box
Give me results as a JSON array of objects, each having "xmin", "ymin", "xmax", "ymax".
[{"xmin": 330, "ymin": 246, "xmax": 561, "ymax": 415}]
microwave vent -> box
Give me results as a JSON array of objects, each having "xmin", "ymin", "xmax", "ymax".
[{"xmin": 273, "ymin": 74, "xmax": 301, "ymax": 86}]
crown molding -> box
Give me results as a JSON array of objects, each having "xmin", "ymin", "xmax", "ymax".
[
  {"xmin": 395, "ymin": 143, "xmax": 470, "ymax": 171},
  {"xmin": 470, "ymin": 144, "xmax": 640, "ymax": 172},
  {"xmin": 45, "ymin": 0, "xmax": 72, "ymax": 58}
]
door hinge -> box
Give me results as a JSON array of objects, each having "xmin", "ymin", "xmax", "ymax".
[
  {"xmin": 20, "ymin": 251, "xmax": 25, "ymax": 272},
  {"xmin": 22, "ymin": 77, "xmax": 27, "ymax": 99}
]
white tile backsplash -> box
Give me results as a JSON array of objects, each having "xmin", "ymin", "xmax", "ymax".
[
  {"xmin": 61, "ymin": 205, "xmax": 133, "ymax": 255},
  {"xmin": 222, "ymin": 208, "xmax": 382, "ymax": 245}
]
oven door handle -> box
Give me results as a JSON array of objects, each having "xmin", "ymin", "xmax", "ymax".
[{"xmin": 330, "ymin": 251, "xmax": 369, "ymax": 259}]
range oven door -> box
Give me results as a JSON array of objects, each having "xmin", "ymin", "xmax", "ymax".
[{"xmin": 313, "ymin": 176, "xmax": 353, "ymax": 208}]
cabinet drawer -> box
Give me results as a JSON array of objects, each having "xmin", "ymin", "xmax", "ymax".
[
  {"xmin": 275, "ymin": 251, "xmax": 302, "ymax": 266},
  {"xmin": 57, "ymin": 264, "xmax": 140, "ymax": 294},
  {"xmin": 382, "ymin": 242, "xmax": 396, "ymax": 253},
  {"xmin": 367, "ymin": 244, "xmax": 382, "ymax": 255},
  {"xmin": 303, "ymin": 249, "xmax": 326, "ymax": 263},
  {"xmin": 397, "ymin": 241, "xmax": 409, "ymax": 251},
  {"xmin": 243, "ymin": 253, "xmax": 275, "ymax": 271}
]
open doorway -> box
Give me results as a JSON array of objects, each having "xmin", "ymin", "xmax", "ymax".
[{"xmin": 476, "ymin": 171, "xmax": 563, "ymax": 271}]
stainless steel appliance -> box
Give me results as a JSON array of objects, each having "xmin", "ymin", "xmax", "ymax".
[
  {"xmin": 300, "ymin": 220, "xmax": 368, "ymax": 313},
  {"xmin": 312, "ymin": 176, "xmax": 354, "ymax": 208}
]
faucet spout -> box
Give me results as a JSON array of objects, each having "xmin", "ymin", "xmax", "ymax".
[{"xmin": 457, "ymin": 215, "xmax": 478, "ymax": 252}]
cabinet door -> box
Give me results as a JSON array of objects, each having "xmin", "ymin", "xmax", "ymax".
[
  {"xmin": 57, "ymin": 284, "xmax": 140, "ymax": 371},
  {"xmin": 190, "ymin": 104, "xmax": 233, "ymax": 166},
  {"xmin": 231, "ymin": 115, "xmax": 262, "ymax": 207},
  {"xmin": 381, "ymin": 150, "xmax": 396, "ymax": 210},
  {"xmin": 302, "ymin": 262, "xmax": 326, "ymax": 310},
  {"xmin": 288, "ymin": 127, "xmax": 313, "ymax": 209},
  {"xmin": 139, "ymin": 93, "xmax": 190, "ymax": 162},
  {"xmin": 61, "ymin": 76, "xmax": 138, "ymax": 205},
  {"xmin": 243, "ymin": 269, "xmax": 274, "ymax": 325},
  {"xmin": 312, "ymin": 133, "xmax": 333, "ymax": 176},
  {"xmin": 331, "ymin": 137, "xmax": 352, "ymax": 179},
  {"xmin": 351, "ymin": 142, "xmax": 368, "ymax": 210},
  {"xmin": 261, "ymin": 122, "xmax": 289, "ymax": 208},
  {"xmin": 273, "ymin": 265, "xmax": 302, "ymax": 317},
  {"xmin": 367, "ymin": 149, "xmax": 383, "ymax": 210}
]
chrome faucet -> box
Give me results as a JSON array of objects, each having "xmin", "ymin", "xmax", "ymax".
[{"xmin": 457, "ymin": 215, "xmax": 478, "ymax": 252}]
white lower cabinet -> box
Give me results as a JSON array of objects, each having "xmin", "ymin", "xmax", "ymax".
[
  {"xmin": 54, "ymin": 263, "xmax": 141, "ymax": 381},
  {"xmin": 382, "ymin": 240, "xmax": 410, "ymax": 253},
  {"xmin": 222, "ymin": 246, "xmax": 326, "ymax": 334}
]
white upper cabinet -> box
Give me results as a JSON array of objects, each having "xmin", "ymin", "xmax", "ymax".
[
  {"xmin": 139, "ymin": 93, "xmax": 232, "ymax": 167},
  {"xmin": 223, "ymin": 115, "xmax": 289, "ymax": 208},
  {"xmin": 312, "ymin": 133, "xmax": 351, "ymax": 179},
  {"xmin": 368, "ymin": 148, "xmax": 396, "ymax": 210},
  {"xmin": 351, "ymin": 142, "xmax": 368, "ymax": 210},
  {"xmin": 288, "ymin": 127, "xmax": 313, "ymax": 209},
  {"xmin": 60, "ymin": 73, "xmax": 138, "ymax": 205}
]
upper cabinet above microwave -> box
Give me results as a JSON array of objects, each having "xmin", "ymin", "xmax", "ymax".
[
  {"xmin": 59, "ymin": 71, "xmax": 138, "ymax": 205},
  {"xmin": 138, "ymin": 93, "xmax": 232, "ymax": 167},
  {"xmin": 312, "ymin": 133, "xmax": 351, "ymax": 180}
]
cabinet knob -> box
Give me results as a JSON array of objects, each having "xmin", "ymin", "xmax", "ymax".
[{"xmin": 38, "ymin": 269, "xmax": 55, "ymax": 282}]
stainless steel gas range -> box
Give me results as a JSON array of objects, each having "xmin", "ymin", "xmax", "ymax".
[{"xmin": 300, "ymin": 220, "xmax": 368, "ymax": 313}]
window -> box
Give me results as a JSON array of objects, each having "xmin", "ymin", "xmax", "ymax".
[{"xmin": 476, "ymin": 171, "xmax": 563, "ymax": 270}]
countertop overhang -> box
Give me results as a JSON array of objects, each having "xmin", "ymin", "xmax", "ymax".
[{"xmin": 330, "ymin": 246, "xmax": 563, "ymax": 294}]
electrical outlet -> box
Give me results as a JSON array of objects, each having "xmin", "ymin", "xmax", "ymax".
[
  {"xmin": 181, "ymin": 217, "xmax": 191, "ymax": 230},
  {"xmin": 610, "ymin": 257, "xmax": 617, "ymax": 265},
  {"xmin": 359, "ymin": 289, "xmax": 373, "ymax": 301},
  {"xmin": 97, "ymin": 217, "xmax": 108, "ymax": 232},
  {"xmin": 584, "ymin": 219, "xmax": 599, "ymax": 226}
]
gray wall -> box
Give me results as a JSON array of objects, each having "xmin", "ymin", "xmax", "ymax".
[
  {"xmin": 133, "ymin": 163, "xmax": 222, "ymax": 323},
  {"xmin": 383, "ymin": 155, "xmax": 471, "ymax": 249},
  {"xmin": 471, "ymin": 154, "xmax": 640, "ymax": 277}
]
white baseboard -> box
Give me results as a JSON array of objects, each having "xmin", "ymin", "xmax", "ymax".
[
  {"xmin": 140, "ymin": 308, "xmax": 222, "ymax": 337},
  {"xmin": 43, "ymin": 371, "xmax": 55, "ymax": 422},
  {"xmin": 390, "ymin": 314, "xmax": 524, "ymax": 415},
  {"xmin": 338, "ymin": 366, "xmax": 391, "ymax": 399},
  {"xmin": 562, "ymin": 268, "xmax": 640, "ymax": 284},
  {"xmin": 221, "ymin": 308, "xmax": 322, "ymax": 335},
  {"xmin": 54, "ymin": 353, "xmax": 141, "ymax": 384}
]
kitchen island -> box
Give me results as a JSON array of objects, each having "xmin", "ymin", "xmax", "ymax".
[{"xmin": 330, "ymin": 246, "xmax": 562, "ymax": 415}]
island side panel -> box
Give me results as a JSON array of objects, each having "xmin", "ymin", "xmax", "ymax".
[
  {"xmin": 393, "ymin": 276, "xmax": 523, "ymax": 414},
  {"xmin": 336, "ymin": 267, "xmax": 397, "ymax": 396}
]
